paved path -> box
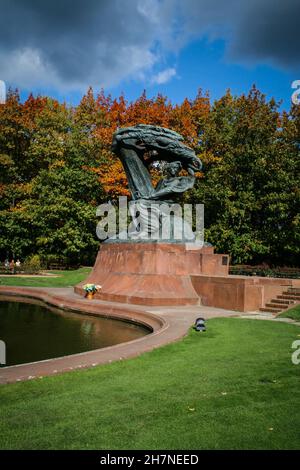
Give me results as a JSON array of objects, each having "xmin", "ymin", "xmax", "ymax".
[{"xmin": 239, "ymin": 312, "xmax": 300, "ymax": 326}]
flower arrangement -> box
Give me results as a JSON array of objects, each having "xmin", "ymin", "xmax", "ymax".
[{"xmin": 83, "ymin": 284, "xmax": 102, "ymax": 299}]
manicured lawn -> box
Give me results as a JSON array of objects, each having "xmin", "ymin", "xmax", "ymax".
[
  {"xmin": 0, "ymin": 318, "xmax": 300, "ymax": 450},
  {"xmin": 0, "ymin": 267, "xmax": 91, "ymax": 288},
  {"xmin": 280, "ymin": 304, "xmax": 300, "ymax": 322}
]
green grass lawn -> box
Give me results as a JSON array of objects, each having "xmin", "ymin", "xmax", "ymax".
[
  {"xmin": 0, "ymin": 267, "xmax": 91, "ymax": 288},
  {"xmin": 1, "ymin": 317, "xmax": 300, "ymax": 450},
  {"xmin": 280, "ymin": 304, "xmax": 300, "ymax": 322}
]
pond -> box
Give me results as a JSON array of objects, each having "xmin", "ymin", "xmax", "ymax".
[{"xmin": 0, "ymin": 300, "xmax": 150, "ymax": 367}]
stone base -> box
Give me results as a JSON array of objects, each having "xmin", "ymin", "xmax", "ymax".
[
  {"xmin": 75, "ymin": 242, "xmax": 229, "ymax": 306},
  {"xmin": 191, "ymin": 275, "xmax": 300, "ymax": 312}
]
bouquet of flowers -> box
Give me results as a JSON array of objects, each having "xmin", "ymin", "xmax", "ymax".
[{"xmin": 83, "ymin": 284, "xmax": 102, "ymax": 298}]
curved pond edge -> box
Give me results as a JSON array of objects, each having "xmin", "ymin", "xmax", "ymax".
[
  {"xmin": 0, "ymin": 286, "xmax": 199, "ymax": 384},
  {"xmin": 0, "ymin": 287, "xmax": 240, "ymax": 384}
]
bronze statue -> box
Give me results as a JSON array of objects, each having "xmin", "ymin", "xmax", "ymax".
[
  {"xmin": 111, "ymin": 124, "xmax": 202, "ymax": 241},
  {"xmin": 146, "ymin": 161, "xmax": 195, "ymax": 201},
  {"xmin": 111, "ymin": 124, "xmax": 202, "ymax": 202}
]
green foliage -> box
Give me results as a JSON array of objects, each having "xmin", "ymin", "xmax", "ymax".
[
  {"xmin": 188, "ymin": 87, "xmax": 300, "ymax": 265},
  {"xmin": 23, "ymin": 254, "xmax": 42, "ymax": 273},
  {"xmin": 0, "ymin": 90, "xmax": 106, "ymax": 265},
  {"xmin": 0, "ymin": 86, "xmax": 299, "ymax": 266}
]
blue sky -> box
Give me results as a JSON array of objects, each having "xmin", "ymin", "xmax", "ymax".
[
  {"xmin": 111, "ymin": 38, "xmax": 295, "ymax": 109},
  {"xmin": 1, "ymin": 1, "xmax": 298, "ymax": 109}
]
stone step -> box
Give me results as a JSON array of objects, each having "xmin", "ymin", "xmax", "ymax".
[
  {"xmin": 260, "ymin": 307, "xmax": 283, "ymax": 313},
  {"xmin": 287, "ymin": 288, "xmax": 300, "ymax": 294},
  {"xmin": 280, "ymin": 293, "xmax": 300, "ymax": 300},
  {"xmin": 265, "ymin": 303, "xmax": 288, "ymax": 309},
  {"xmin": 271, "ymin": 298, "xmax": 295, "ymax": 305},
  {"xmin": 282, "ymin": 291, "xmax": 300, "ymax": 296}
]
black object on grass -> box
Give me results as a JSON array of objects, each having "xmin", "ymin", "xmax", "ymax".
[{"xmin": 194, "ymin": 317, "xmax": 206, "ymax": 332}]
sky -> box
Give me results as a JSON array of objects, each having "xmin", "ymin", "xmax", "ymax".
[{"xmin": 0, "ymin": 0, "xmax": 299, "ymax": 108}]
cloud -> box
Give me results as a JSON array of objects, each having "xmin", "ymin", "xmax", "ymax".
[
  {"xmin": 0, "ymin": 0, "xmax": 163, "ymax": 91},
  {"xmin": 167, "ymin": 0, "xmax": 300, "ymax": 70},
  {"xmin": 151, "ymin": 67, "xmax": 177, "ymax": 85},
  {"xmin": 0, "ymin": 0, "xmax": 298, "ymax": 93},
  {"xmin": 228, "ymin": 0, "xmax": 300, "ymax": 69}
]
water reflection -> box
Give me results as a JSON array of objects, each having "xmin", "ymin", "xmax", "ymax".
[{"xmin": 0, "ymin": 300, "xmax": 150, "ymax": 366}]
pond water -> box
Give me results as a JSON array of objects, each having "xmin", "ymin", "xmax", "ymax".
[{"xmin": 0, "ymin": 300, "xmax": 150, "ymax": 366}]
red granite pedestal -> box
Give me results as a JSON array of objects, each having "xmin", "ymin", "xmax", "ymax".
[{"xmin": 75, "ymin": 242, "xmax": 229, "ymax": 306}]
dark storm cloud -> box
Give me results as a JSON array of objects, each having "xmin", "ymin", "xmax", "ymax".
[
  {"xmin": 0, "ymin": 0, "xmax": 298, "ymax": 91},
  {"xmin": 229, "ymin": 0, "xmax": 299, "ymax": 69},
  {"xmin": 173, "ymin": 0, "xmax": 300, "ymax": 70},
  {"xmin": 0, "ymin": 0, "xmax": 162, "ymax": 89}
]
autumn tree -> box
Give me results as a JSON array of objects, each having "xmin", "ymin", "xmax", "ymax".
[
  {"xmin": 0, "ymin": 91, "xmax": 106, "ymax": 264},
  {"xmin": 188, "ymin": 86, "xmax": 300, "ymax": 265},
  {"xmin": 0, "ymin": 86, "xmax": 299, "ymax": 267}
]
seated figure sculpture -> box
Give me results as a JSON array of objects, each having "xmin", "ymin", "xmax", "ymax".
[
  {"xmin": 111, "ymin": 124, "xmax": 203, "ymax": 241},
  {"xmin": 146, "ymin": 161, "xmax": 195, "ymax": 201}
]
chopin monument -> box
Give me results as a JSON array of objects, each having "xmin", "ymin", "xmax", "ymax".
[
  {"xmin": 112, "ymin": 124, "xmax": 202, "ymax": 242},
  {"xmin": 76, "ymin": 125, "xmax": 229, "ymax": 305},
  {"xmin": 110, "ymin": 124, "xmax": 201, "ymax": 242},
  {"xmin": 111, "ymin": 124, "xmax": 201, "ymax": 202}
]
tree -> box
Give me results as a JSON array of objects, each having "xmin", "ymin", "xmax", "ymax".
[
  {"xmin": 188, "ymin": 86, "xmax": 300, "ymax": 265},
  {"xmin": 0, "ymin": 86, "xmax": 299, "ymax": 266}
]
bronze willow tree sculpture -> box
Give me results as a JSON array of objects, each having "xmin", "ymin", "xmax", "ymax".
[
  {"xmin": 111, "ymin": 124, "xmax": 202, "ymax": 201},
  {"xmin": 111, "ymin": 124, "xmax": 203, "ymax": 241}
]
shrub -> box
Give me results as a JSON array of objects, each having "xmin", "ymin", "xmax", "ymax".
[{"xmin": 23, "ymin": 254, "xmax": 42, "ymax": 274}]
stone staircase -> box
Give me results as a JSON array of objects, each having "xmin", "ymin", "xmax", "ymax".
[{"xmin": 259, "ymin": 287, "xmax": 300, "ymax": 315}]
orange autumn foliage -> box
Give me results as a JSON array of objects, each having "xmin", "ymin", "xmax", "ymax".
[{"xmin": 84, "ymin": 88, "xmax": 210, "ymax": 197}]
